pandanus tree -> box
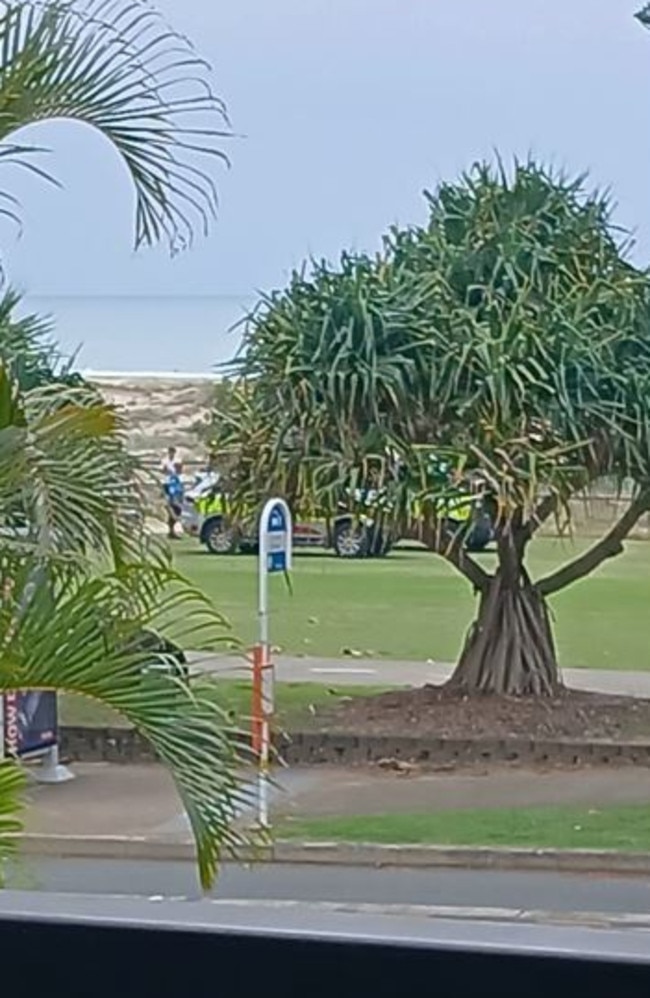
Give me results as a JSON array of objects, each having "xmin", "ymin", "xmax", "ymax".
[
  {"xmin": 0, "ymin": 0, "xmax": 242, "ymax": 887},
  {"xmin": 218, "ymin": 161, "xmax": 650, "ymax": 697}
]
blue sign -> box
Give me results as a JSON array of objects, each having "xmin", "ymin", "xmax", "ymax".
[
  {"xmin": 267, "ymin": 550, "xmax": 286, "ymax": 572},
  {"xmin": 262, "ymin": 501, "xmax": 291, "ymax": 574},
  {"xmin": 268, "ymin": 506, "xmax": 287, "ymax": 532}
]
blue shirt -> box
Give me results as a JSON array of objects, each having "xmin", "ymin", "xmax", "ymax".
[{"xmin": 164, "ymin": 473, "xmax": 184, "ymax": 504}]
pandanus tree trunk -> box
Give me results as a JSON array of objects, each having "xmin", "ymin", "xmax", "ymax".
[
  {"xmin": 445, "ymin": 491, "xmax": 650, "ymax": 696},
  {"xmin": 449, "ymin": 568, "xmax": 560, "ymax": 696}
]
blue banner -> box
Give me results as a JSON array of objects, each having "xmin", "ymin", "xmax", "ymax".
[{"xmin": 4, "ymin": 691, "xmax": 58, "ymax": 757}]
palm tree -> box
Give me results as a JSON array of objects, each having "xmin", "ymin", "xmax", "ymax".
[
  {"xmin": 0, "ymin": 363, "xmax": 250, "ymax": 888},
  {"xmin": 0, "ymin": 0, "xmax": 242, "ymax": 887}
]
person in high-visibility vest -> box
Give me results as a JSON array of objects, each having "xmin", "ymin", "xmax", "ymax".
[
  {"xmin": 437, "ymin": 491, "xmax": 475, "ymax": 524},
  {"xmin": 194, "ymin": 490, "xmax": 228, "ymax": 518}
]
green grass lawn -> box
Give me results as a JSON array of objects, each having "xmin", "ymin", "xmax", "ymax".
[
  {"xmin": 278, "ymin": 804, "xmax": 650, "ymax": 851},
  {"xmin": 174, "ymin": 537, "xmax": 650, "ymax": 670},
  {"xmin": 60, "ymin": 680, "xmax": 393, "ymax": 729}
]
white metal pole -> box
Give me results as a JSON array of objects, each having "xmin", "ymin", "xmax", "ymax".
[
  {"xmin": 258, "ymin": 516, "xmax": 270, "ymax": 828},
  {"xmin": 258, "ymin": 537, "xmax": 269, "ymax": 653},
  {"xmin": 256, "ymin": 498, "xmax": 291, "ymax": 829}
]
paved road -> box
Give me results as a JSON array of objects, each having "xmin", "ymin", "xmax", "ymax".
[
  {"xmin": 190, "ymin": 652, "xmax": 650, "ymax": 698},
  {"xmin": 11, "ymin": 858, "xmax": 650, "ymax": 915}
]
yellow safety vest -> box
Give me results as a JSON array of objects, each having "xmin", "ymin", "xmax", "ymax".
[
  {"xmin": 435, "ymin": 493, "xmax": 475, "ymax": 522},
  {"xmin": 196, "ymin": 494, "xmax": 227, "ymax": 517}
]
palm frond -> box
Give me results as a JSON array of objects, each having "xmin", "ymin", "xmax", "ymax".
[
  {"xmin": 0, "ymin": 559, "xmax": 249, "ymax": 889},
  {"xmin": 0, "ymin": 761, "xmax": 25, "ymax": 879},
  {"xmin": 0, "ymin": 359, "xmax": 252, "ymax": 888},
  {"xmin": 636, "ymin": 5, "xmax": 650, "ymax": 27},
  {"xmin": 0, "ymin": 364, "xmax": 150, "ymax": 568},
  {"xmin": 0, "ymin": 0, "xmax": 229, "ymax": 250},
  {"xmin": 0, "ymin": 288, "xmax": 81, "ymax": 391}
]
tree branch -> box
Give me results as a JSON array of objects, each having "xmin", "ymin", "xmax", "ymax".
[
  {"xmin": 418, "ymin": 522, "xmax": 492, "ymax": 594},
  {"xmin": 521, "ymin": 492, "xmax": 559, "ymax": 543},
  {"xmin": 537, "ymin": 490, "xmax": 650, "ymax": 597}
]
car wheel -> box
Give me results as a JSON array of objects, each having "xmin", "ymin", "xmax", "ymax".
[
  {"xmin": 333, "ymin": 520, "xmax": 370, "ymax": 558},
  {"xmin": 204, "ymin": 520, "xmax": 239, "ymax": 555}
]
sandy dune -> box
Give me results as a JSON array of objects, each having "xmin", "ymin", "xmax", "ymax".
[{"xmin": 90, "ymin": 374, "xmax": 214, "ymax": 468}]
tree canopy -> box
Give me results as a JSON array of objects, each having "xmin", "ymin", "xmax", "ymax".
[{"xmin": 216, "ymin": 161, "xmax": 650, "ymax": 695}]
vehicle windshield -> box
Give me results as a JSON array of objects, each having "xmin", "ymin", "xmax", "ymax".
[{"xmin": 2, "ymin": 0, "xmax": 650, "ymax": 944}]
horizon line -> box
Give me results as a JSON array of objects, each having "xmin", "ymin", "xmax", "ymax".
[{"xmin": 24, "ymin": 292, "xmax": 255, "ymax": 300}]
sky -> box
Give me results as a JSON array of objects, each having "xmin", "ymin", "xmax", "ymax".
[{"xmin": 1, "ymin": 0, "xmax": 649, "ymax": 298}]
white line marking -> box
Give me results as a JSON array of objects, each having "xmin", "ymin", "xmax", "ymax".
[{"xmin": 309, "ymin": 667, "xmax": 378, "ymax": 675}]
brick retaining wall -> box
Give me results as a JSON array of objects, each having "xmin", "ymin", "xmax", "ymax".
[{"xmin": 59, "ymin": 726, "xmax": 650, "ymax": 769}]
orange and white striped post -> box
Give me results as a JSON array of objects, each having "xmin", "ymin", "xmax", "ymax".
[
  {"xmin": 252, "ymin": 641, "xmax": 273, "ymax": 825},
  {"xmin": 255, "ymin": 498, "xmax": 292, "ymax": 828},
  {"xmin": 251, "ymin": 644, "xmax": 264, "ymax": 756}
]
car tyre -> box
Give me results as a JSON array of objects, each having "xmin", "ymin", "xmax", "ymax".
[
  {"xmin": 333, "ymin": 519, "xmax": 370, "ymax": 558},
  {"xmin": 204, "ymin": 519, "xmax": 240, "ymax": 555}
]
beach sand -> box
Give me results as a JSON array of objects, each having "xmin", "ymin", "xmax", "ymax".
[{"xmin": 90, "ymin": 374, "xmax": 214, "ymax": 468}]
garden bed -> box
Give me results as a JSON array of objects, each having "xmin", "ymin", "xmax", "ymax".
[{"xmin": 311, "ymin": 685, "xmax": 650, "ymax": 743}]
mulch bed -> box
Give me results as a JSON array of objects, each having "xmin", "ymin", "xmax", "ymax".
[{"xmin": 309, "ymin": 685, "xmax": 650, "ymax": 743}]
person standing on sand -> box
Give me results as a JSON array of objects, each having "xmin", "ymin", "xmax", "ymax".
[
  {"xmin": 161, "ymin": 445, "xmax": 178, "ymax": 476},
  {"xmin": 163, "ymin": 460, "xmax": 185, "ymax": 539}
]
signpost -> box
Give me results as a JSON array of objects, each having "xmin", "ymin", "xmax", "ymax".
[{"xmin": 254, "ymin": 498, "xmax": 293, "ymax": 828}]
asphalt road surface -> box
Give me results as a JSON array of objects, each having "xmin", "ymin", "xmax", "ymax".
[{"xmin": 10, "ymin": 858, "xmax": 650, "ymax": 916}]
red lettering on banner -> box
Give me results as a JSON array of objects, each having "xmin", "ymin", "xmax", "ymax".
[{"xmin": 4, "ymin": 691, "xmax": 19, "ymax": 755}]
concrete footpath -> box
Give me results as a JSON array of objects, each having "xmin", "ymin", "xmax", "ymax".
[
  {"xmin": 13, "ymin": 761, "xmax": 650, "ymax": 874},
  {"xmin": 22, "ymin": 763, "xmax": 650, "ymax": 839},
  {"xmin": 192, "ymin": 653, "xmax": 650, "ymax": 699}
]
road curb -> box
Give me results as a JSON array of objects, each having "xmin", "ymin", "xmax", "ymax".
[
  {"xmin": 272, "ymin": 842, "xmax": 650, "ymax": 874},
  {"xmin": 13, "ymin": 834, "xmax": 650, "ymax": 875},
  {"xmin": 15, "ymin": 834, "xmax": 199, "ymax": 862}
]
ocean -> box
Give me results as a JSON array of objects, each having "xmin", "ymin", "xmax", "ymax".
[{"xmin": 21, "ymin": 295, "xmax": 255, "ymax": 374}]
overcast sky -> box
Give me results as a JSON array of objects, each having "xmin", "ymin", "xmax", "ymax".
[{"xmin": 2, "ymin": 0, "xmax": 649, "ymax": 297}]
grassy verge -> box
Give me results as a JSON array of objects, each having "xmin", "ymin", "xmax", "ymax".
[
  {"xmin": 278, "ymin": 804, "xmax": 650, "ymax": 851},
  {"xmin": 59, "ymin": 680, "xmax": 393, "ymax": 729},
  {"xmin": 174, "ymin": 537, "xmax": 650, "ymax": 670}
]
